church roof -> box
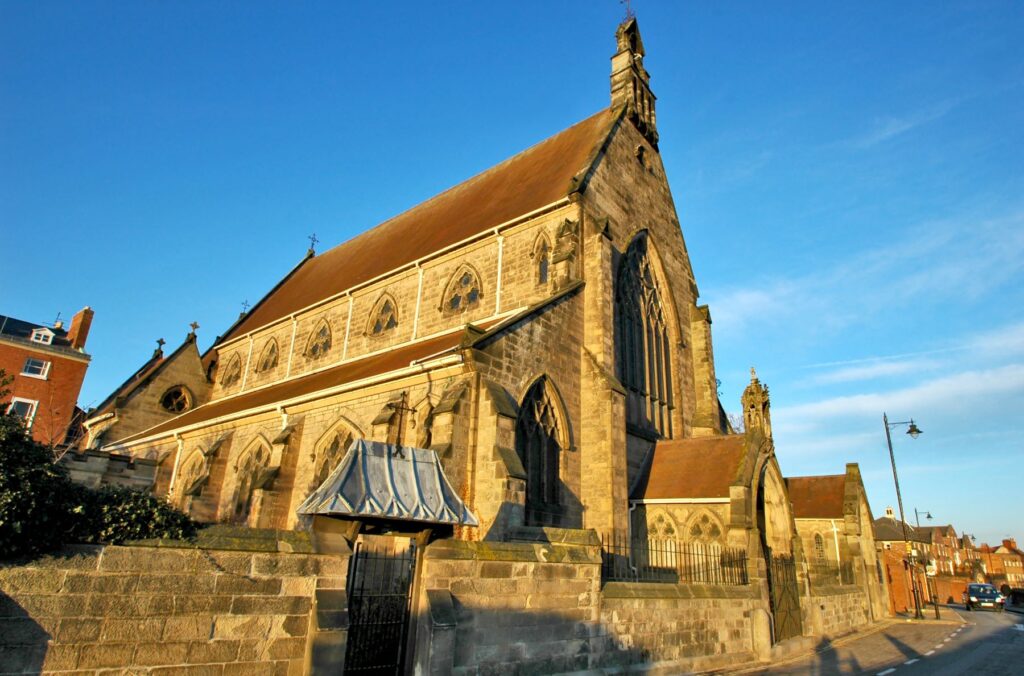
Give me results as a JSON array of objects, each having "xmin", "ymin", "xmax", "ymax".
[
  {"xmin": 784, "ymin": 474, "xmax": 847, "ymax": 519},
  {"xmin": 219, "ymin": 108, "xmax": 618, "ymax": 344},
  {"xmin": 296, "ymin": 439, "xmax": 478, "ymax": 527},
  {"xmin": 113, "ymin": 328, "xmax": 473, "ymax": 445},
  {"xmin": 631, "ymin": 435, "xmax": 747, "ymax": 500}
]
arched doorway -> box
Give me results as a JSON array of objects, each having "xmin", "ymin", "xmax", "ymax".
[{"xmin": 757, "ymin": 460, "xmax": 803, "ymax": 643}]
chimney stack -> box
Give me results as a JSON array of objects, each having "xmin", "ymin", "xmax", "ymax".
[{"xmin": 68, "ymin": 306, "xmax": 94, "ymax": 350}]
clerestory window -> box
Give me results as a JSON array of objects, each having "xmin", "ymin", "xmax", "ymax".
[
  {"xmin": 221, "ymin": 355, "xmax": 242, "ymax": 388},
  {"xmin": 368, "ymin": 295, "xmax": 399, "ymax": 336},
  {"xmin": 444, "ymin": 268, "xmax": 482, "ymax": 313},
  {"xmin": 256, "ymin": 339, "xmax": 278, "ymax": 373},
  {"xmin": 306, "ymin": 321, "xmax": 332, "ymax": 359}
]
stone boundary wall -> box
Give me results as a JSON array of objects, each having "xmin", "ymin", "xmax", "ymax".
[
  {"xmin": 806, "ymin": 585, "xmax": 871, "ymax": 639},
  {"xmin": 414, "ymin": 529, "xmax": 768, "ymax": 675},
  {"xmin": 598, "ymin": 582, "xmax": 764, "ymax": 672},
  {"xmin": 0, "ymin": 528, "xmax": 349, "ymax": 675}
]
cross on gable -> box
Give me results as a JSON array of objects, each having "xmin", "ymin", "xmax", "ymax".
[
  {"xmin": 189, "ymin": 321, "xmax": 200, "ymax": 333},
  {"xmin": 241, "ymin": 300, "xmax": 251, "ymax": 313},
  {"xmin": 156, "ymin": 338, "xmax": 166, "ymax": 349},
  {"xmin": 308, "ymin": 233, "xmax": 319, "ymax": 251}
]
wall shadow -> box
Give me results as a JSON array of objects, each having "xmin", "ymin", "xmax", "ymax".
[{"xmin": 0, "ymin": 590, "xmax": 49, "ymax": 673}]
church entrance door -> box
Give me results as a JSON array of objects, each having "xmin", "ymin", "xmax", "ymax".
[{"xmin": 344, "ymin": 535, "xmax": 418, "ymax": 675}]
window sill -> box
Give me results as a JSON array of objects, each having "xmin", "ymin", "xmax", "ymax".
[{"xmin": 20, "ymin": 372, "xmax": 49, "ymax": 380}]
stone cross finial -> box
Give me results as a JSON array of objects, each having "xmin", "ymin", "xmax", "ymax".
[
  {"xmin": 189, "ymin": 321, "xmax": 200, "ymax": 336},
  {"xmin": 153, "ymin": 337, "xmax": 166, "ymax": 358},
  {"xmin": 750, "ymin": 367, "xmax": 758, "ymax": 381}
]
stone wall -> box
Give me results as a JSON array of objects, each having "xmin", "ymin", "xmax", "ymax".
[
  {"xmin": 598, "ymin": 583, "xmax": 763, "ymax": 671},
  {"xmin": 413, "ymin": 529, "xmax": 767, "ymax": 675},
  {"xmin": 0, "ymin": 528, "xmax": 348, "ymax": 675},
  {"xmin": 806, "ymin": 586, "xmax": 872, "ymax": 639}
]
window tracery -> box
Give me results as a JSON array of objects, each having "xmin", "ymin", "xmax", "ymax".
[
  {"xmin": 615, "ymin": 232, "xmax": 674, "ymax": 437},
  {"xmin": 221, "ymin": 355, "xmax": 242, "ymax": 388},
  {"xmin": 367, "ymin": 294, "xmax": 399, "ymax": 336},
  {"xmin": 310, "ymin": 427, "xmax": 353, "ymax": 493},
  {"xmin": 443, "ymin": 266, "xmax": 482, "ymax": 313},
  {"xmin": 233, "ymin": 441, "xmax": 271, "ymax": 523},
  {"xmin": 306, "ymin": 320, "xmax": 332, "ymax": 359},
  {"xmin": 687, "ymin": 511, "xmax": 723, "ymax": 543},
  {"xmin": 160, "ymin": 385, "xmax": 191, "ymax": 413},
  {"xmin": 256, "ymin": 339, "xmax": 279, "ymax": 373},
  {"xmin": 515, "ymin": 377, "xmax": 565, "ymax": 525},
  {"xmin": 649, "ymin": 511, "xmax": 678, "ymax": 539}
]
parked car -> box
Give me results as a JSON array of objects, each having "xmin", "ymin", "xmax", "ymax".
[{"xmin": 962, "ymin": 583, "xmax": 1005, "ymax": 611}]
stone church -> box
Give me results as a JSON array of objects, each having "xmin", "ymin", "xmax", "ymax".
[{"xmin": 80, "ymin": 19, "xmax": 888, "ymax": 672}]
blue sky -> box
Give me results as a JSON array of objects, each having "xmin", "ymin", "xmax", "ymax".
[{"xmin": 2, "ymin": 2, "xmax": 1021, "ymax": 545}]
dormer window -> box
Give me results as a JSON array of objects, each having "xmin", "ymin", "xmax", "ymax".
[{"xmin": 30, "ymin": 328, "xmax": 53, "ymax": 345}]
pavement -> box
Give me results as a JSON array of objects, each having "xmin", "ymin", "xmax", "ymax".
[{"xmin": 718, "ymin": 605, "xmax": 1024, "ymax": 675}]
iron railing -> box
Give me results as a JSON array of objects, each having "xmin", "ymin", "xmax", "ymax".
[
  {"xmin": 601, "ymin": 533, "xmax": 749, "ymax": 585},
  {"xmin": 807, "ymin": 559, "xmax": 855, "ymax": 587}
]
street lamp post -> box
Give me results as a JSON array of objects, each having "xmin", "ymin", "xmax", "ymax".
[
  {"xmin": 884, "ymin": 412, "xmax": 925, "ymax": 620},
  {"xmin": 914, "ymin": 508, "xmax": 932, "ymax": 528}
]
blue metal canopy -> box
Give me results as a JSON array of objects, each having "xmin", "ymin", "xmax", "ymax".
[{"xmin": 296, "ymin": 439, "xmax": 479, "ymax": 527}]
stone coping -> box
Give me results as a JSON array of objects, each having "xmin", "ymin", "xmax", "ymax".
[
  {"xmin": 506, "ymin": 526, "xmax": 601, "ymax": 547},
  {"xmin": 424, "ymin": 538, "xmax": 602, "ymax": 564},
  {"xmin": 601, "ymin": 580, "xmax": 758, "ymax": 600},
  {"xmin": 123, "ymin": 526, "xmax": 322, "ymax": 554},
  {"xmin": 807, "ymin": 583, "xmax": 864, "ymax": 597}
]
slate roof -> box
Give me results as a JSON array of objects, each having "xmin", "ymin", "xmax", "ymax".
[
  {"xmin": 631, "ymin": 435, "xmax": 747, "ymax": 500},
  {"xmin": 872, "ymin": 516, "xmax": 928, "ymax": 543},
  {"xmin": 0, "ymin": 314, "xmax": 72, "ymax": 349},
  {"xmin": 218, "ymin": 108, "xmax": 618, "ymax": 344},
  {"xmin": 297, "ymin": 439, "xmax": 478, "ymax": 527},
  {"xmin": 784, "ymin": 474, "xmax": 847, "ymax": 519}
]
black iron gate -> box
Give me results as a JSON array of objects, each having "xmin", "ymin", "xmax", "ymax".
[
  {"xmin": 344, "ymin": 537, "xmax": 418, "ymax": 675},
  {"xmin": 767, "ymin": 552, "xmax": 803, "ymax": 643}
]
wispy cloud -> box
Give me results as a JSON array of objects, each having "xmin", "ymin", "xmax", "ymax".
[
  {"xmin": 845, "ymin": 100, "xmax": 957, "ymax": 149},
  {"xmin": 807, "ymin": 358, "xmax": 943, "ymax": 385}
]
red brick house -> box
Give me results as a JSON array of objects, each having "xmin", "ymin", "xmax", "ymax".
[{"xmin": 0, "ymin": 307, "xmax": 94, "ymax": 446}]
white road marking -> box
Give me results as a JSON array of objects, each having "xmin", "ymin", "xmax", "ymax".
[
  {"xmin": 877, "ymin": 669, "xmax": 897, "ymax": 676},
  {"xmin": 925, "ymin": 650, "xmax": 935, "ymax": 656},
  {"xmin": 943, "ymin": 638, "xmax": 951, "ymax": 643},
  {"xmin": 934, "ymin": 644, "xmax": 944, "ymax": 649},
  {"xmin": 905, "ymin": 658, "xmax": 920, "ymax": 665}
]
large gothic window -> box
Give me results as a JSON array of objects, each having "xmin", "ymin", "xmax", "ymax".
[
  {"xmin": 233, "ymin": 440, "xmax": 271, "ymax": 523},
  {"xmin": 615, "ymin": 232, "xmax": 674, "ymax": 437},
  {"xmin": 515, "ymin": 377, "xmax": 564, "ymax": 525}
]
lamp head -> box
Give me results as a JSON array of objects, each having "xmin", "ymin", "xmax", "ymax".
[
  {"xmin": 906, "ymin": 420, "xmax": 922, "ymax": 438},
  {"xmin": 926, "ymin": 511, "xmax": 933, "ymax": 521}
]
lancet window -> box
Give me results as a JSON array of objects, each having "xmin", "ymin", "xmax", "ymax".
[
  {"xmin": 368, "ymin": 294, "xmax": 399, "ymax": 336},
  {"xmin": 443, "ymin": 267, "xmax": 482, "ymax": 313},
  {"xmin": 256, "ymin": 339, "xmax": 279, "ymax": 373},
  {"xmin": 533, "ymin": 235, "xmax": 551, "ymax": 285},
  {"xmin": 233, "ymin": 441, "xmax": 271, "ymax": 523},
  {"xmin": 814, "ymin": 533, "xmax": 826, "ymax": 561},
  {"xmin": 221, "ymin": 355, "xmax": 242, "ymax": 388},
  {"xmin": 615, "ymin": 232, "xmax": 674, "ymax": 437},
  {"xmin": 310, "ymin": 427, "xmax": 353, "ymax": 493},
  {"xmin": 515, "ymin": 377, "xmax": 564, "ymax": 525},
  {"xmin": 306, "ymin": 320, "xmax": 332, "ymax": 359}
]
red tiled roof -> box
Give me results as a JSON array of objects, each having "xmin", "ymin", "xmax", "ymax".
[
  {"xmin": 219, "ymin": 109, "xmax": 617, "ymax": 343},
  {"xmin": 631, "ymin": 435, "xmax": 747, "ymax": 500},
  {"xmin": 115, "ymin": 330, "xmax": 471, "ymax": 444},
  {"xmin": 785, "ymin": 475, "xmax": 846, "ymax": 519}
]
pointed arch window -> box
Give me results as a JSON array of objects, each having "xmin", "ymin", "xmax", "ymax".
[
  {"xmin": 532, "ymin": 235, "xmax": 551, "ymax": 285},
  {"xmin": 305, "ymin": 320, "xmax": 332, "ymax": 359},
  {"xmin": 367, "ymin": 294, "xmax": 399, "ymax": 336},
  {"xmin": 688, "ymin": 512, "xmax": 723, "ymax": 543},
  {"xmin": 515, "ymin": 377, "xmax": 565, "ymax": 525},
  {"xmin": 814, "ymin": 533, "xmax": 826, "ymax": 561},
  {"xmin": 256, "ymin": 339, "xmax": 279, "ymax": 373},
  {"xmin": 615, "ymin": 232, "xmax": 674, "ymax": 437},
  {"xmin": 443, "ymin": 266, "xmax": 482, "ymax": 313},
  {"xmin": 310, "ymin": 426, "xmax": 353, "ymax": 494},
  {"xmin": 233, "ymin": 441, "xmax": 271, "ymax": 523},
  {"xmin": 221, "ymin": 354, "xmax": 242, "ymax": 388}
]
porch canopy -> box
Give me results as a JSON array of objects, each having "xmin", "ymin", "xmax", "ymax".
[{"xmin": 297, "ymin": 439, "xmax": 479, "ymax": 527}]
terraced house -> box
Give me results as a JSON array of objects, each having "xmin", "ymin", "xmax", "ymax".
[{"xmin": 61, "ymin": 19, "xmax": 889, "ymax": 674}]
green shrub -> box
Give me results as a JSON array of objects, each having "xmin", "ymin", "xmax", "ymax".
[
  {"xmin": 0, "ymin": 412, "xmax": 197, "ymax": 559},
  {"xmin": 69, "ymin": 483, "xmax": 197, "ymax": 545}
]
